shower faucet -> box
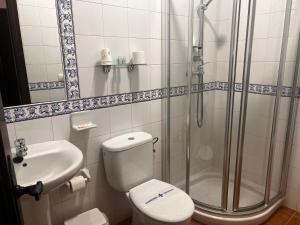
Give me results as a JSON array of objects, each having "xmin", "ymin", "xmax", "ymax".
[
  {"xmin": 194, "ymin": 0, "xmax": 214, "ymax": 129},
  {"xmin": 13, "ymin": 138, "xmax": 27, "ymax": 163}
]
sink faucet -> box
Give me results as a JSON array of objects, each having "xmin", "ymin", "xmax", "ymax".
[{"xmin": 13, "ymin": 138, "xmax": 27, "ymax": 163}]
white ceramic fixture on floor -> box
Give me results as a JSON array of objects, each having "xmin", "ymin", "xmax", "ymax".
[{"xmin": 102, "ymin": 132, "xmax": 194, "ymax": 225}]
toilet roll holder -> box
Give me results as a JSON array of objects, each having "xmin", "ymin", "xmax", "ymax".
[
  {"xmin": 66, "ymin": 168, "xmax": 91, "ymax": 190},
  {"xmin": 78, "ymin": 168, "xmax": 91, "ymax": 182}
]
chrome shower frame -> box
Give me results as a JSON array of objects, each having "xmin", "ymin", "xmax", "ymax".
[
  {"xmin": 193, "ymin": 0, "xmax": 214, "ymax": 128},
  {"xmin": 164, "ymin": 0, "xmax": 298, "ymax": 223}
]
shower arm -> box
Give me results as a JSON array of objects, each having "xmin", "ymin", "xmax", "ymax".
[
  {"xmin": 194, "ymin": 0, "xmax": 208, "ymax": 129},
  {"xmin": 197, "ymin": 0, "xmax": 214, "ymax": 48},
  {"xmin": 200, "ymin": 0, "xmax": 213, "ymax": 10}
]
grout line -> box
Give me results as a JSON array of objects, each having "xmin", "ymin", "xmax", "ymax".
[{"xmin": 285, "ymin": 211, "xmax": 296, "ymax": 225}]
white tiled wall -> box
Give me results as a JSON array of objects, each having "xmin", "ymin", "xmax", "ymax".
[
  {"xmin": 7, "ymin": 1, "xmax": 165, "ymax": 225},
  {"xmin": 72, "ymin": 0, "xmax": 163, "ymax": 98},
  {"xmin": 210, "ymin": 0, "xmax": 300, "ymax": 209},
  {"xmin": 5, "ymin": 1, "xmax": 300, "ymax": 224},
  {"xmin": 7, "ymin": 102, "xmax": 163, "ymax": 225},
  {"xmin": 286, "ymin": 91, "xmax": 300, "ymax": 211},
  {"xmin": 16, "ymin": 0, "xmax": 65, "ymax": 103},
  {"xmin": 169, "ymin": 0, "xmax": 300, "ymax": 210}
]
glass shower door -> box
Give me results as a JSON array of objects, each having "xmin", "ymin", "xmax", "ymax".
[
  {"xmin": 165, "ymin": 0, "xmax": 294, "ymax": 214},
  {"xmin": 232, "ymin": 0, "xmax": 294, "ymax": 210},
  {"xmin": 188, "ymin": 0, "xmax": 234, "ymax": 208},
  {"xmin": 166, "ymin": 0, "xmax": 189, "ymax": 189}
]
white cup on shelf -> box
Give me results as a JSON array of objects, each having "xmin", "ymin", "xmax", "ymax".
[
  {"xmin": 100, "ymin": 48, "xmax": 113, "ymax": 65},
  {"xmin": 131, "ymin": 51, "xmax": 146, "ymax": 65}
]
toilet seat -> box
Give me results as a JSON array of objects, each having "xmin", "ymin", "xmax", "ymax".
[{"xmin": 129, "ymin": 179, "xmax": 194, "ymax": 223}]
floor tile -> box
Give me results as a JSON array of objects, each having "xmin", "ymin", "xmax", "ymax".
[
  {"xmin": 263, "ymin": 213, "xmax": 291, "ymax": 225},
  {"xmin": 117, "ymin": 207, "xmax": 297, "ymax": 225},
  {"xmin": 287, "ymin": 215, "xmax": 300, "ymax": 225},
  {"xmin": 189, "ymin": 220, "xmax": 205, "ymax": 225}
]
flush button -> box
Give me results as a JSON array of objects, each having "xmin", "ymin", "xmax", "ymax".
[{"xmin": 128, "ymin": 137, "xmax": 135, "ymax": 140}]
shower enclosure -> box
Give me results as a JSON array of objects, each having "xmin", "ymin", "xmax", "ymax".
[{"xmin": 162, "ymin": 0, "xmax": 300, "ymax": 224}]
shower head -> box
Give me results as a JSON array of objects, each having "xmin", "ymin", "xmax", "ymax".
[
  {"xmin": 197, "ymin": 0, "xmax": 214, "ymax": 17},
  {"xmin": 204, "ymin": 0, "xmax": 214, "ymax": 7},
  {"xmin": 200, "ymin": 0, "xmax": 214, "ymax": 10}
]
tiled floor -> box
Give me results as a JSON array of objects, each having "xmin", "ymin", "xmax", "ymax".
[
  {"xmin": 263, "ymin": 207, "xmax": 300, "ymax": 225},
  {"xmin": 117, "ymin": 207, "xmax": 300, "ymax": 225}
]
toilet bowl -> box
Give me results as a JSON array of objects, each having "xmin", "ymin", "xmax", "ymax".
[
  {"xmin": 129, "ymin": 179, "xmax": 194, "ymax": 225},
  {"xmin": 102, "ymin": 132, "xmax": 194, "ymax": 225}
]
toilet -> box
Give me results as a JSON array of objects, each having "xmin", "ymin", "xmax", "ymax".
[{"xmin": 102, "ymin": 132, "xmax": 194, "ymax": 225}]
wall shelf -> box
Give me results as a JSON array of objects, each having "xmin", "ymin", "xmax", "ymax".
[{"xmin": 99, "ymin": 63, "xmax": 147, "ymax": 73}]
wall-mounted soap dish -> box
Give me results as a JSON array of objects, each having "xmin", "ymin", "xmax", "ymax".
[
  {"xmin": 72, "ymin": 123, "xmax": 97, "ymax": 131},
  {"xmin": 71, "ymin": 111, "xmax": 98, "ymax": 131}
]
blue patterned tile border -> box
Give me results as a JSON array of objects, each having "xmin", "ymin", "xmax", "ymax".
[
  {"xmin": 57, "ymin": 0, "xmax": 80, "ymax": 99},
  {"xmin": 151, "ymin": 88, "xmax": 168, "ymax": 100},
  {"xmin": 211, "ymin": 81, "xmax": 293, "ymax": 97},
  {"xmin": 132, "ymin": 91, "xmax": 152, "ymax": 103},
  {"xmin": 170, "ymin": 86, "xmax": 188, "ymax": 97},
  {"xmin": 4, "ymin": 82, "xmax": 298, "ymax": 123},
  {"xmin": 29, "ymin": 81, "xmax": 65, "ymax": 91}
]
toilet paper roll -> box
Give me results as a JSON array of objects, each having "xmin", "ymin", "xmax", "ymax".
[
  {"xmin": 132, "ymin": 51, "xmax": 146, "ymax": 64},
  {"xmin": 68, "ymin": 176, "xmax": 86, "ymax": 192},
  {"xmin": 58, "ymin": 73, "xmax": 64, "ymax": 81}
]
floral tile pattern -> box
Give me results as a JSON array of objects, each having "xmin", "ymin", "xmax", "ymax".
[
  {"xmin": 4, "ymin": 82, "xmax": 297, "ymax": 123},
  {"xmin": 57, "ymin": 0, "xmax": 80, "ymax": 99},
  {"xmin": 29, "ymin": 81, "xmax": 65, "ymax": 91}
]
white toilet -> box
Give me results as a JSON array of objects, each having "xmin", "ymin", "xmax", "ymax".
[{"xmin": 102, "ymin": 132, "xmax": 194, "ymax": 225}]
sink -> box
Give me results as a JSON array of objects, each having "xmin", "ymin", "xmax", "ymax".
[{"xmin": 13, "ymin": 140, "xmax": 83, "ymax": 193}]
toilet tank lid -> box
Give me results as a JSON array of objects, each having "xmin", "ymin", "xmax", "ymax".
[{"xmin": 102, "ymin": 132, "xmax": 153, "ymax": 152}]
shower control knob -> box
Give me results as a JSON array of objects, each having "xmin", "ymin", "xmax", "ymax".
[{"xmin": 198, "ymin": 66, "xmax": 204, "ymax": 73}]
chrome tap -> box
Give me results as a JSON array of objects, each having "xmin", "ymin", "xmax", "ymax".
[{"xmin": 14, "ymin": 138, "xmax": 27, "ymax": 158}]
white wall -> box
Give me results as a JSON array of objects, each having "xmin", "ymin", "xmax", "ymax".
[
  {"xmin": 169, "ymin": 0, "xmax": 300, "ymax": 210},
  {"xmin": 72, "ymin": 0, "xmax": 163, "ymax": 98},
  {"xmin": 210, "ymin": 0, "xmax": 300, "ymax": 209},
  {"xmin": 16, "ymin": 0, "xmax": 65, "ymax": 103},
  {"xmin": 4, "ymin": 1, "xmax": 300, "ymax": 225},
  {"xmin": 7, "ymin": 103, "xmax": 163, "ymax": 225},
  {"xmin": 207, "ymin": 0, "xmax": 298, "ymax": 187},
  {"xmin": 285, "ymin": 0, "xmax": 300, "ymax": 206},
  {"xmin": 7, "ymin": 0, "xmax": 164, "ymax": 225}
]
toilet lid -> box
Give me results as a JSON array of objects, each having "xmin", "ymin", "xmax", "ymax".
[{"xmin": 129, "ymin": 179, "xmax": 194, "ymax": 223}]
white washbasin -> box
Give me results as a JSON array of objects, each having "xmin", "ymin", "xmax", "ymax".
[{"xmin": 13, "ymin": 140, "xmax": 83, "ymax": 193}]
